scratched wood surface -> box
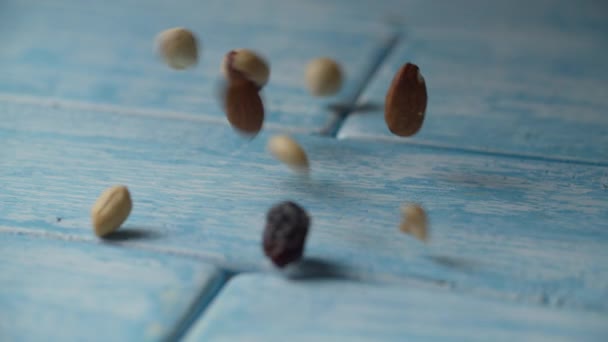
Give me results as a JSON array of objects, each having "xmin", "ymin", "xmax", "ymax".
[
  {"xmin": 337, "ymin": 1, "xmax": 608, "ymax": 164},
  {"xmin": 185, "ymin": 274, "xmax": 608, "ymax": 342},
  {"xmin": 2, "ymin": 99, "xmax": 607, "ymax": 312},
  {"xmin": 1, "ymin": 0, "xmax": 608, "ymax": 340},
  {"xmin": 0, "ymin": 233, "xmax": 225, "ymax": 342}
]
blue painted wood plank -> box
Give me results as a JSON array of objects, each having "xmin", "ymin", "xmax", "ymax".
[
  {"xmin": 1, "ymin": 99, "xmax": 606, "ymax": 311},
  {"xmin": 337, "ymin": 2, "xmax": 608, "ymax": 164},
  {"xmin": 184, "ymin": 274, "xmax": 608, "ymax": 342},
  {"xmin": 0, "ymin": 0, "xmax": 383, "ymax": 132},
  {"xmin": 0, "ymin": 233, "xmax": 225, "ymax": 342}
]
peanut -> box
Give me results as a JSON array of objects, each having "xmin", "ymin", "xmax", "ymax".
[
  {"xmin": 267, "ymin": 135, "xmax": 309, "ymax": 172},
  {"xmin": 91, "ymin": 185, "xmax": 132, "ymax": 237}
]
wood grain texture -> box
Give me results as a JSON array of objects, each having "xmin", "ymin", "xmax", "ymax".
[
  {"xmin": 0, "ymin": 0, "xmax": 384, "ymax": 132},
  {"xmin": 2, "ymin": 1, "xmax": 608, "ymax": 338},
  {"xmin": 185, "ymin": 274, "xmax": 608, "ymax": 342},
  {"xmin": 0, "ymin": 233, "xmax": 225, "ymax": 342},
  {"xmin": 337, "ymin": 1, "xmax": 608, "ymax": 163},
  {"xmin": 1, "ymin": 99, "xmax": 606, "ymax": 312}
]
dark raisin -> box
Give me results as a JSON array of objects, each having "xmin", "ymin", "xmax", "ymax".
[{"xmin": 263, "ymin": 201, "xmax": 310, "ymax": 268}]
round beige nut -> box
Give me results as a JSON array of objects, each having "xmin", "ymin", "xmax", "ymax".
[
  {"xmin": 399, "ymin": 203, "xmax": 428, "ymax": 242},
  {"xmin": 267, "ymin": 135, "xmax": 309, "ymax": 172},
  {"xmin": 305, "ymin": 57, "xmax": 343, "ymax": 96},
  {"xmin": 221, "ymin": 49, "xmax": 270, "ymax": 88},
  {"xmin": 156, "ymin": 28, "xmax": 198, "ymax": 69},
  {"xmin": 91, "ymin": 185, "xmax": 133, "ymax": 237}
]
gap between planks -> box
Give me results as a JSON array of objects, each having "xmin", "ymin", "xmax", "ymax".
[
  {"xmin": 1, "ymin": 227, "xmax": 601, "ymax": 314},
  {"xmin": 4, "ymin": 92, "xmax": 607, "ymax": 167},
  {"xmin": 318, "ymin": 31, "xmax": 401, "ymax": 137},
  {"xmin": 0, "ymin": 93, "xmax": 313, "ymax": 135},
  {"xmin": 2, "ymin": 26, "xmax": 606, "ymax": 328},
  {"xmin": 165, "ymin": 271, "xmax": 234, "ymax": 342},
  {"xmin": 339, "ymin": 132, "xmax": 608, "ymax": 168}
]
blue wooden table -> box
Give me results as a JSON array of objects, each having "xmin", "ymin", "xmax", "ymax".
[{"xmin": 1, "ymin": 0, "xmax": 607, "ymax": 341}]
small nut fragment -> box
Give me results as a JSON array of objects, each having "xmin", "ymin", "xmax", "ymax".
[
  {"xmin": 267, "ymin": 135, "xmax": 309, "ymax": 172},
  {"xmin": 305, "ymin": 57, "xmax": 343, "ymax": 96},
  {"xmin": 385, "ymin": 62, "xmax": 428, "ymax": 137},
  {"xmin": 223, "ymin": 79, "xmax": 265, "ymax": 135},
  {"xmin": 221, "ymin": 49, "xmax": 270, "ymax": 88},
  {"xmin": 399, "ymin": 203, "xmax": 428, "ymax": 242},
  {"xmin": 156, "ymin": 28, "xmax": 199, "ymax": 69},
  {"xmin": 91, "ymin": 185, "xmax": 132, "ymax": 237}
]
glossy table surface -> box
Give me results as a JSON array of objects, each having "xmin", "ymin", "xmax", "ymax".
[{"xmin": 1, "ymin": 0, "xmax": 607, "ymax": 341}]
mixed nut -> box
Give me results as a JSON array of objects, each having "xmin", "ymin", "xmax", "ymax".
[
  {"xmin": 91, "ymin": 185, "xmax": 132, "ymax": 237},
  {"xmin": 156, "ymin": 28, "xmax": 198, "ymax": 70},
  {"xmin": 385, "ymin": 63, "xmax": 428, "ymax": 137},
  {"xmin": 267, "ymin": 134, "xmax": 309, "ymax": 173},
  {"xmin": 87, "ymin": 29, "xmax": 432, "ymax": 268}
]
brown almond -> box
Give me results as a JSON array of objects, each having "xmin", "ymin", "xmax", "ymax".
[
  {"xmin": 224, "ymin": 79, "xmax": 264, "ymax": 135},
  {"xmin": 385, "ymin": 62, "xmax": 427, "ymax": 137}
]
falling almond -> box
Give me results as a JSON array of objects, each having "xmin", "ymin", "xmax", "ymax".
[
  {"xmin": 224, "ymin": 79, "xmax": 265, "ymax": 135},
  {"xmin": 385, "ymin": 62, "xmax": 428, "ymax": 137}
]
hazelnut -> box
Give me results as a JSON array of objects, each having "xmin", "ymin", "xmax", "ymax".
[
  {"xmin": 305, "ymin": 57, "xmax": 343, "ymax": 96},
  {"xmin": 156, "ymin": 28, "xmax": 199, "ymax": 70},
  {"xmin": 221, "ymin": 49, "xmax": 270, "ymax": 88}
]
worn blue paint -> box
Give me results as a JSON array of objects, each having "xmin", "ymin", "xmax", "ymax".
[
  {"xmin": 0, "ymin": 0, "xmax": 387, "ymax": 133},
  {"xmin": 0, "ymin": 233, "xmax": 224, "ymax": 342},
  {"xmin": 185, "ymin": 274, "xmax": 608, "ymax": 342},
  {"xmin": 1, "ymin": 99, "xmax": 607, "ymax": 312},
  {"xmin": 338, "ymin": 1, "xmax": 608, "ymax": 164},
  {"xmin": 1, "ymin": 0, "xmax": 608, "ymax": 340}
]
